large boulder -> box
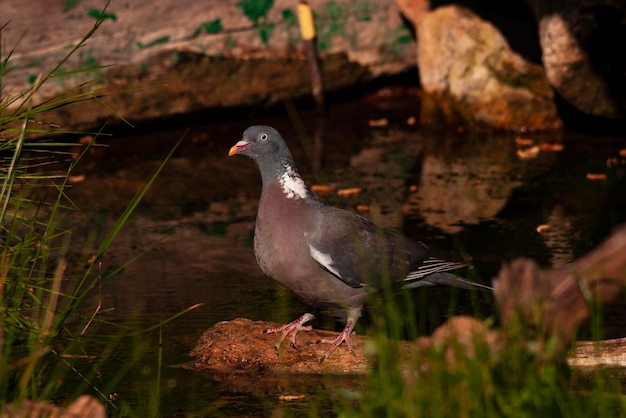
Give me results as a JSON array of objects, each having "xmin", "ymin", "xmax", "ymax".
[
  {"xmin": 416, "ymin": 5, "xmax": 562, "ymax": 132},
  {"xmin": 527, "ymin": 0, "xmax": 626, "ymax": 119}
]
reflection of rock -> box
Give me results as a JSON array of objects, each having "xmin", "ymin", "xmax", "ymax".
[
  {"xmin": 406, "ymin": 134, "xmax": 521, "ymax": 233},
  {"xmin": 416, "ymin": 6, "xmax": 561, "ymax": 132},
  {"xmin": 347, "ymin": 130, "xmax": 423, "ymax": 230}
]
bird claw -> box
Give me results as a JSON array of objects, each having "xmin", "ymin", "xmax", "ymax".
[
  {"xmin": 264, "ymin": 313, "xmax": 315, "ymax": 354},
  {"xmin": 318, "ymin": 320, "xmax": 356, "ymax": 363}
]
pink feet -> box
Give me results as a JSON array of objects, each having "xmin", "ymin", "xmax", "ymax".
[
  {"xmin": 265, "ymin": 314, "xmax": 357, "ymax": 362},
  {"xmin": 318, "ymin": 319, "xmax": 356, "ymax": 362},
  {"xmin": 264, "ymin": 313, "xmax": 315, "ymax": 353}
]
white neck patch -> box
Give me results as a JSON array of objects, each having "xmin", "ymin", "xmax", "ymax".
[{"xmin": 279, "ymin": 163, "xmax": 308, "ymax": 199}]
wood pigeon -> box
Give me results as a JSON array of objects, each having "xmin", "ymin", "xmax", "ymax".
[{"xmin": 228, "ymin": 125, "xmax": 492, "ymax": 361}]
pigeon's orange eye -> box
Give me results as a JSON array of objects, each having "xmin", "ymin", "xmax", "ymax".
[{"xmin": 259, "ymin": 133, "xmax": 268, "ymax": 142}]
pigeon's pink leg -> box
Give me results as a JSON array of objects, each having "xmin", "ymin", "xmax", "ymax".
[
  {"xmin": 264, "ymin": 313, "xmax": 315, "ymax": 353},
  {"xmin": 318, "ymin": 319, "xmax": 356, "ymax": 362}
]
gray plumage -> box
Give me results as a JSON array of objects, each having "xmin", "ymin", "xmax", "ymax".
[{"xmin": 229, "ymin": 125, "xmax": 491, "ymax": 361}]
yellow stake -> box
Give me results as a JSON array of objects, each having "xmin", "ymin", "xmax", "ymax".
[{"xmin": 297, "ymin": 1, "xmax": 316, "ymax": 41}]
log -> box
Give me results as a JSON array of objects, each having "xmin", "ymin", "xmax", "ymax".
[
  {"xmin": 569, "ymin": 337, "xmax": 626, "ymax": 368},
  {"xmin": 188, "ymin": 317, "xmax": 374, "ymax": 375}
]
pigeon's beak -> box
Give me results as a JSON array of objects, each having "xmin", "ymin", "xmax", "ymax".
[{"xmin": 228, "ymin": 140, "xmax": 250, "ymax": 157}]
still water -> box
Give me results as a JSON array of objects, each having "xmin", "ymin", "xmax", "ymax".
[{"xmin": 61, "ymin": 98, "xmax": 626, "ymax": 416}]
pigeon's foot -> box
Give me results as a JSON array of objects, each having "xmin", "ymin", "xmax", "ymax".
[
  {"xmin": 318, "ymin": 319, "xmax": 356, "ymax": 363},
  {"xmin": 264, "ymin": 313, "xmax": 315, "ymax": 354}
]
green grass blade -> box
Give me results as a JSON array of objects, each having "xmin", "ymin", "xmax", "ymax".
[{"xmin": 0, "ymin": 115, "xmax": 28, "ymax": 223}]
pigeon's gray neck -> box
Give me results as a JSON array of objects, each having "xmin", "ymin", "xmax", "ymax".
[{"xmin": 258, "ymin": 155, "xmax": 309, "ymax": 200}]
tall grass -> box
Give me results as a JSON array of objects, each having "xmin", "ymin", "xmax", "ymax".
[{"xmin": 0, "ymin": 4, "xmax": 182, "ymax": 411}]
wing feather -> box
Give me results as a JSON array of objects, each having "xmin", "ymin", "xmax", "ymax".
[{"xmin": 303, "ymin": 200, "xmax": 469, "ymax": 290}]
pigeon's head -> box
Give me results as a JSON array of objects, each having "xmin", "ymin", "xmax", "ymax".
[
  {"xmin": 228, "ymin": 125, "xmax": 289, "ymax": 162},
  {"xmin": 229, "ymin": 125, "xmax": 309, "ymax": 196}
]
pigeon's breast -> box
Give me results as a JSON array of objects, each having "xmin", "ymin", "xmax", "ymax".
[
  {"xmin": 254, "ymin": 184, "xmax": 309, "ymax": 281},
  {"xmin": 254, "ymin": 183, "xmax": 366, "ymax": 308}
]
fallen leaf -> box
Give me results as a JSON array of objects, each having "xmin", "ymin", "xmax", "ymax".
[
  {"xmin": 311, "ymin": 184, "xmax": 336, "ymax": 195},
  {"xmin": 536, "ymin": 224, "xmax": 550, "ymax": 233},
  {"xmin": 407, "ymin": 116, "xmax": 416, "ymax": 126},
  {"xmin": 409, "ymin": 185, "xmax": 418, "ymax": 192},
  {"xmin": 539, "ymin": 143, "xmax": 564, "ymax": 152},
  {"xmin": 620, "ymin": 149, "xmax": 626, "ymax": 157},
  {"xmin": 68, "ymin": 174, "xmax": 86, "ymax": 183},
  {"xmin": 337, "ymin": 187, "xmax": 362, "ymax": 197},
  {"xmin": 515, "ymin": 137, "xmax": 534, "ymax": 146},
  {"xmin": 356, "ymin": 204, "xmax": 370, "ymax": 212},
  {"xmin": 368, "ymin": 118, "xmax": 388, "ymax": 127},
  {"xmin": 516, "ymin": 146, "xmax": 540, "ymax": 160},
  {"xmin": 279, "ymin": 394, "xmax": 306, "ymax": 402},
  {"xmin": 586, "ymin": 173, "xmax": 607, "ymax": 180}
]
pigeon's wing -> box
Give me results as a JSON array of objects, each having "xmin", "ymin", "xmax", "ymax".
[{"xmin": 304, "ymin": 203, "xmax": 415, "ymax": 289}]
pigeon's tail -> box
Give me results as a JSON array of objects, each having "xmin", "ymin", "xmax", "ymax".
[{"xmin": 405, "ymin": 272, "xmax": 493, "ymax": 292}]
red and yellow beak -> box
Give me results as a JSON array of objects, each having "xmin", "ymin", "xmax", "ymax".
[{"xmin": 228, "ymin": 140, "xmax": 250, "ymax": 157}]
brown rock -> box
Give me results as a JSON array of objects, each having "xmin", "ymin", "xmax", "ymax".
[
  {"xmin": 417, "ymin": 316, "xmax": 502, "ymax": 371},
  {"xmin": 417, "ymin": 5, "xmax": 562, "ymax": 132},
  {"xmin": 430, "ymin": 316, "xmax": 500, "ymax": 355},
  {"xmin": 529, "ymin": 0, "xmax": 626, "ymax": 119}
]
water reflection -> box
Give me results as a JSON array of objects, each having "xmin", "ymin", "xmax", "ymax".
[{"xmin": 407, "ymin": 132, "xmax": 524, "ymax": 234}]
